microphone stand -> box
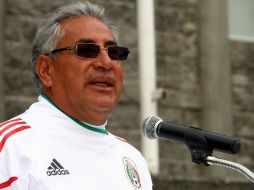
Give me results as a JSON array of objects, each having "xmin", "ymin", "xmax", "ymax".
[
  {"xmin": 186, "ymin": 148, "xmax": 254, "ymax": 183},
  {"xmin": 206, "ymin": 156, "xmax": 254, "ymax": 183},
  {"xmin": 184, "ymin": 130, "xmax": 254, "ymax": 183}
]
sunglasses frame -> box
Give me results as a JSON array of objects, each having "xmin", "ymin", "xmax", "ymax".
[{"xmin": 50, "ymin": 43, "xmax": 130, "ymax": 61}]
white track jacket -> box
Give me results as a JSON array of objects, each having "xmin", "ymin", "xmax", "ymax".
[{"xmin": 0, "ymin": 94, "xmax": 152, "ymax": 190}]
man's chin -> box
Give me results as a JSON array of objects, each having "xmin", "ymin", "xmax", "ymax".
[{"xmin": 90, "ymin": 97, "xmax": 113, "ymax": 107}]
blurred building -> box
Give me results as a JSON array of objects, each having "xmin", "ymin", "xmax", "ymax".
[{"xmin": 0, "ymin": 0, "xmax": 253, "ymax": 189}]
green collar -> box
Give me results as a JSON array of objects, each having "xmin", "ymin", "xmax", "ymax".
[{"xmin": 41, "ymin": 93, "xmax": 109, "ymax": 135}]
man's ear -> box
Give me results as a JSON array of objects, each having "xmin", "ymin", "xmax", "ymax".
[{"xmin": 36, "ymin": 55, "xmax": 54, "ymax": 87}]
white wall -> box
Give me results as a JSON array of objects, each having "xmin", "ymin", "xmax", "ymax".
[{"xmin": 229, "ymin": 0, "xmax": 254, "ymax": 41}]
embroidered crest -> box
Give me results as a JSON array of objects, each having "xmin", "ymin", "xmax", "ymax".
[{"xmin": 123, "ymin": 157, "xmax": 142, "ymax": 190}]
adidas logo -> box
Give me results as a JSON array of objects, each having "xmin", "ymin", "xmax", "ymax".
[{"xmin": 46, "ymin": 158, "xmax": 70, "ymax": 176}]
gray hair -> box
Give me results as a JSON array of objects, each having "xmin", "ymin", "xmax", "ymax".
[{"xmin": 32, "ymin": 1, "xmax": 118, "ymax": 93}]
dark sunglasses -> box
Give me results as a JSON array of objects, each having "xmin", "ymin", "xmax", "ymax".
[{"xmin": 51, "ymin": 43, "xmax": 130, "ymax": 61}]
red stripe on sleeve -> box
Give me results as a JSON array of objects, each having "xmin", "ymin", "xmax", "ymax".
[
  {"xmin": 0, "ymin": 121, "xmax": 27, "ymax": 136},
  {"xmin": 0, "ymin": 118, "xmax": 22, "ymax": 128},
  {"xmin": 114, "ymin": 135, "xmax": 129, "ymax": 144},
  {"xmin": 0, "ymin": 176, "xmax": 18, "ymax": 189},
  {"xmin": 0, "ymin": 126, "xmax": 31, "ymax": 152}
]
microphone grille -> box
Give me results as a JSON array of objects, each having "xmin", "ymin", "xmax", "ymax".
[{"xmin": 141, "ymin": 116, "xmax": 162, "ymax": 139}]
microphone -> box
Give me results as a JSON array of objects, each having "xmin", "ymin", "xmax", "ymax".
[{"xmin": 141, "ymin": 115, "xmax": 241, "ymax": 154}]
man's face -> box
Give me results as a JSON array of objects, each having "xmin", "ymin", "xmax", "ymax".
[{"xmin": 44, "ymin": 16, "xmax": 123, "ymax": 124}]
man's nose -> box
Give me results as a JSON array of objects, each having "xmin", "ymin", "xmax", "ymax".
[{"xmin": 93, "ymin": 48, "xmax": 114, "ymax": 70}]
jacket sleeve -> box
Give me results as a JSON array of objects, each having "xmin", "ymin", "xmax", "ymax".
[
  {"xmin": 0, "ymin": 144, "xmax": 19, "ymax": 189},
  {"xmin": 0, "ymin": 117, "xmax": 29, "ymax": 189}
]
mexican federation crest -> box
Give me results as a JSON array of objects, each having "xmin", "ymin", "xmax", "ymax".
[{"xmin": 123, "ymin": 157, "xmax": 142, "ymax": 190}]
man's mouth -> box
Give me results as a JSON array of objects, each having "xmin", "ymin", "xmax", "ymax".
[
  {"xmin": 89, "ymin": 76, "xmax": 115, "ymax": 88},
  {"xmin": 93, "ymin": 82, "xmax": 113, "ymax": 87}
]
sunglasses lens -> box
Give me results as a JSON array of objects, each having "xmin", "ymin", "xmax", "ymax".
[
  {"xmin": 76, "ymin": 43, "xmax": 100, "ymax": 58},
  {"xmin": 108, "ymin": 46, "xmax": 130, "ymax": 61},
  {"xmin": 76, "ymin": 43, "xmax": 129, "ymax": 60}
]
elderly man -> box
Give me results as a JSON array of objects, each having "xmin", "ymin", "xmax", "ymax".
[{"xmin": 0, "ymin": 2, "xmax": 152, "ymax": 190}]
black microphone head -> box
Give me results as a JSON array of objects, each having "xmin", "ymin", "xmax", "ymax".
[{"xmin": 141, "ymin": 116, "xmax": 162, "ymax": 139}]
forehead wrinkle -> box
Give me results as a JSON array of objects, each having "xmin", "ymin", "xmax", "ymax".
[
  {"xmin": 77, "ymin": 39, "xmax": 95, "ymax": 43},
  {"xmin": 75, "ymin": 39, "xmax": 117, "ymax": 47}
]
